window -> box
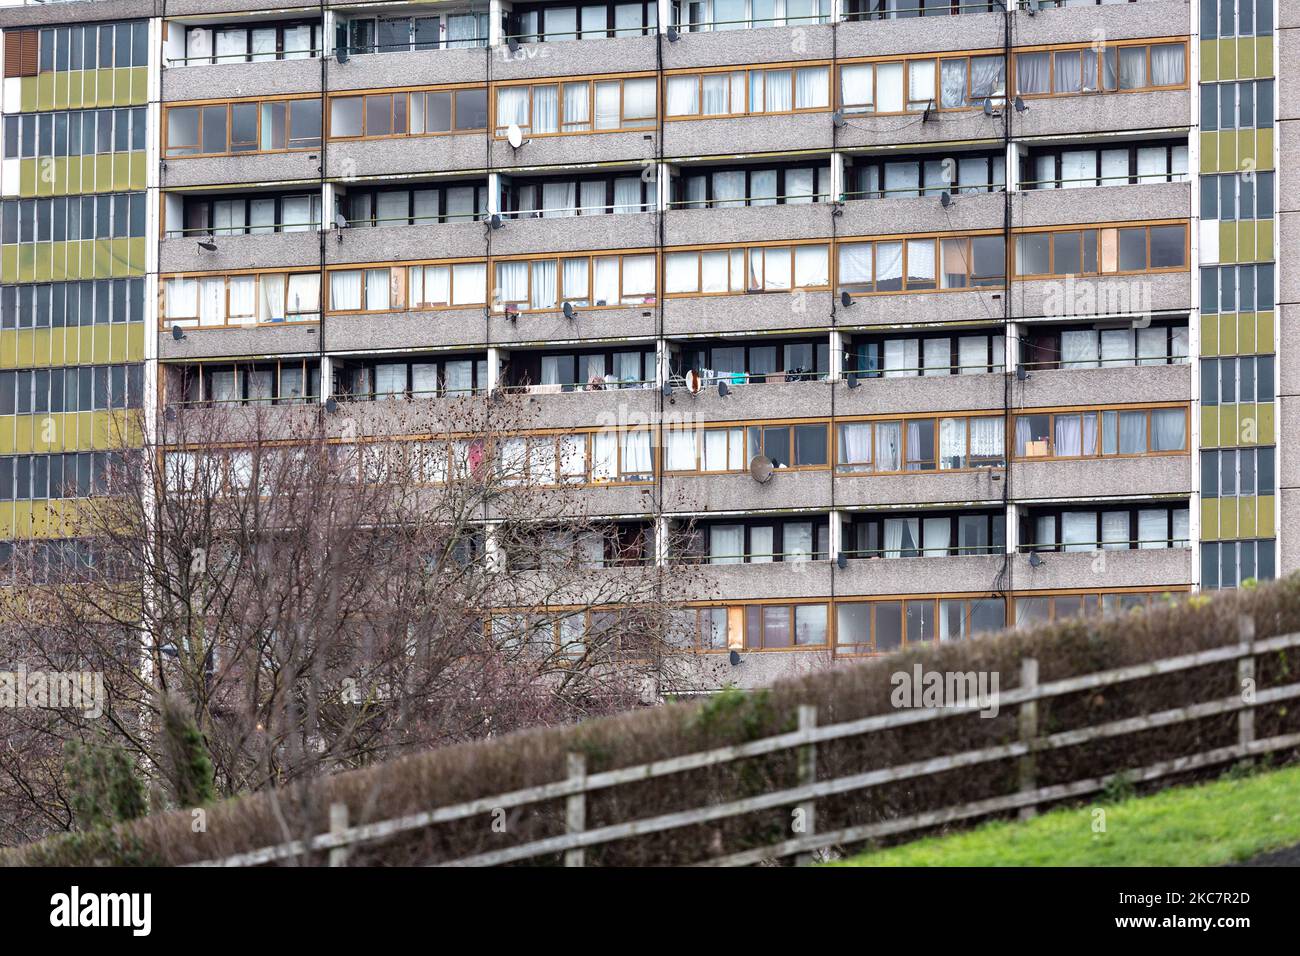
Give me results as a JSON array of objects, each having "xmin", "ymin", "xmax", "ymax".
[
  {"xmin": 844, "ymin": 511, "xmax": 1003, "ymax": 559},
  {"xmin": 841, "ymin": 54, "xmax": 1004, "ymax": 114},
  {"xmin": 679, "ymin": 517, "xmax": 829, "ymax": 564},
  {"xmin": 341, "ymin": 183, "xmax": 488, "ymax": 227},
  {"xmin": 1200, "ymin": 264, "xmax": 1275, "ymax": 314},
  {"xmin": 347, "ymin": 12, "xmax": 489, "ymax": 53},
  {"xmin": 508, "ymin": 348, "xmax": 656, "ymax": 391},
  {"xmin": 1201, "ymin": 540, "xmax": 1275, "ymax": 590},
  {"xmin": 837, "ymin": 234, "xmax": 1004, "ymax": 293},
  {"xmin": 163, "ymin": 272, "xmax": 320, "ymax": 328},
  {"xmin": 1013, "ymin": 589, "xmax": 1182, "ymax": 628},
  {"xmin": 1026, "ymin": 142, "xmax": 1189, "ymax": 189},
  {"xmin": 507, "ymin": 174, "xmax": 652, "ymax": 217},
  {"xmin": 836, "ymin": 415, "xmax": 1004, "ymax": 474},
  {"xmin": 846, "ymin": 330, "xmax": 1003, "ymax": 377},
  {"xmin": 179, "ymin": 21, "xmax": 321, "ymax": 65},
  {"xmin": 1021, "ymin": 321, "xmax": 1189, "ymax": 370},
  {"xmin": 0, "ymin": 278, "xmax": 144, "ymax": 329},
  {"xmin": 169, "ymin": 360, "xmax": 320, "ymax": 407},
  {"xmin": 665, "ymin": 243, "xmax": 828, "ymax": 295},
  {"xmin": 0, "ymin": 364, "xmax": 142, "ymax": 416},
  {"xmin": 1012, "ymin": 223, "xmax": 1187, "ymax": 277},
  {"xmin": 1200, "ymin": 0, "xmax": 1274, "ymax": 40},
  {"xmin": 675, "ymin": 0, "xmax": 828, "ymax": 32},
  {"xmin": 0, "ymin": 452, "xmax": 115, "ymax": 501},
  {"xmin": 9, "ymin": 23, "xmax": 148, "ymax": 77},
  {"xmin": 511, "ymin": 2, "xmax": 657, "ymax": 41},
  {"xmin": 1201, "ymin": 171, "xmax": 1276, "ymax": 222},
  {"xmin": 165, "ymin": 99, "xmax": 321, "ymax": 157},
  {"xmin": 1014, "ymin": 41, "xmax": 1186, "ymax": 97},
  {"xmin": 672, "ymin": 163, "xmax": 832, "ymax": 207},
  {"xmin": 675, "ymin": 338, "xmax": 829, "ymax": 385},
  {"xmin": 406, "ymin": 261, "xmax": 488, "ymax": 309},
  {"xmin": 666, "ymin": 64, "xmax": 829, "ymax": 118},
  {"xmin": 1200, "ymin": 356, "xmax": 1275, "ymax": 407},
  {"xmin": 1023, "ymin": 504, "xmax": 1190, "ymax": 553},
  {"xmin": 482, "ymin": 429, "xmax": 654, "ymax": 486},
  {"xmin": 1201, "ymin": 447, "xmax": 1274, "ymax": 500},
  {"xmin": 1012, "ymin": 406, "xmax": 1188, "ymax": 460},
  {"xmin": 1200, "ymin": 79, "xmax": 1274, "ymax": 131},
  {"xmin": 2, "ymin": 106, "xmax": 147, "ymax": 161},
  {"xmin": 176, "ymin": 192, "xmax": 322, "ymax": 238},
  {"xmin": 496, "ymin": 76, "xmax": 656, "ymax": 135},
  {"xmin": 843, "ymin": 0, "xmax": 1000, "ymax": 21},
  {"xmin": 836, "ymin": 596, "xmax": 1004, "ymax": 654},
  {"xmin": 847, "ymin": 152, "xmax": 1004, "ymax": 199},
  {"xmin": 0, "ymin": 193, "xmax": 146, "ymax": 245},
  {"xmin": 335, "ymin": 355, "xmax": 488, "ymax": 400},
  {"xmin": 495, "ymin": 253, "xmax": 656, "ymax": 311}
]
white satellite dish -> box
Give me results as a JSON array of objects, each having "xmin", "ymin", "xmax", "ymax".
[
  {"xmin": 685, "ymin": 369, "xmax": 701, "ymax": 395},
  {"xmin": 506, "ymin": 123, "xmax": 524, "ymax": 149},
  {"xmin": 748, "ymin": 455, "xmax": 774, "ymax": 484}
]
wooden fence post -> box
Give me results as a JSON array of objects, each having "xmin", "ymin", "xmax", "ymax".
[
  {"xmin": 1237, "ymin": 615, "xmax": 1257, "ymax": 753},
  {"xmin": 564, "ymin": 752, "xmax": 587, "ymax": 867},
  {"xmin": 1017, "ymin": 658, "xmax": 1039, "ymax": 821},
  {"xmin": 328, "ymin": 802, "xmax": 349, "ymax": 867},
  {"xmin": 795, "ymin": 704, "xmax": 818, "ymax": 866}
]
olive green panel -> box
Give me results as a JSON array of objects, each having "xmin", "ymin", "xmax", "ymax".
[
  {"xmin": 1201, "ymin": 405, "xmax": 1219, "ymax": 448},
  {"xmin": 1218, "ymin": 40, "xmax": 1237, "ymax": 81},
  {"xmin": 1219, "ymin": 499, "xmax": 1238, "ymax": 540},
  {"xmin": 1200, "ymin": 131, "xmax": 1219, "ymax": 174},
  {"xmin": 1219, "ymin": 221, "xmax": 1238, "ymax": 263},
  {"xmin": 1201, "ymin": 39, "xmax": 1219, "ymax": 83},
  {"xmin": 1256, "ymin": 220, "xmax": 1274, "ymax": 262},
  {"xmin": 1201, "ymin": 498, "xmax": 1219, "ymax": 541},
  {"xmin": 1257, "ymin": 312, "xmax": 1275, "ymax": 353},
  {"xmin": 1201, "ymin": 313, "xmax": 1219, "ymax": 356},
  {"xmin": 1237, "ymin": 220, "xmax": 1255, "ymax": 262},
  {"xmin": 1258, "ymin": 496, "xmax": 1275, "ymax": 538},
  {"xmin": 1238, "ymin": 495, "xmax": 1257, "ymax": 539},
  {"xmin": 1256, "ymin": 403, "xmax": 1274, "ymax": 445},
  {"xmin": 1256, "ymin": 36, "xmax": 1274, "ymax": 80}
]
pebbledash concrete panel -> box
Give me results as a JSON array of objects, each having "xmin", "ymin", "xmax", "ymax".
[
  {"xmin": 162, "ymin": 151, "xmax": 323, "ymax": 189},
  {"xmin": 1016, "ymin": 364, "xmax": 1193, "ymax": 411},
  {"xmin": 323, "ymin": 309, "xmax": 489, "ymax": 353},
  {"xmin": 833, "ymin": 469, "xmax": 1004, "ymax": 510},
  {"xmin": 326, "ymin": 221, "xmax": 487, "ymax": 266},
  {"xmin": 491, "ymin": 35, "xmax": 657, "ymax": 82},
  {"xmin": 665, "ymin": 203, "xmax": 837, "ymax": 248},
  {"xmin": 834, "ymin": 554, "xmax": 1006, "ymax": 599},
  {"xmin": 1012, "ymin": 272, "xmax": 1192, "ymax": 323},
  {"xmin": 1013, "ymin": 182, "xmax": 1192, "ymax": 230},
  {"xmin": 1013, "ymin": 453, "xmax": 1193, "ymax": 503},
  {"xmin": 1010, "ymin": 547, "xmax": 1193, "ymax": 593},
  {"xmin": 159, "ymin": 323, "xmax": 324, "ymax": 361},
  {"xmin": 488, "ymin": 212, "xmax": 660, "ymax": 257},
  {"xmin": 833, "ymin": 373, "xmax": 1007, "ymax": 418},
  {"xmin": 161, "ymin": 58, "xmax": 323, "ymax": 104},
  {"xmin": 327, "ymin": 48, "xmax": 488, "ymax": 92},
  {"xmin": 159, "ymin": 231, "xmax": 321, "ymax": 275},
  {"xmin": 836, "ymin": 192, "xmax": 1004, "ymax": 241}
]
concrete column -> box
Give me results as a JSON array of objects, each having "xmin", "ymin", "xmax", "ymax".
[
  {"xmin": 827, "ymin": 329, "xmax": 843, "ymax": 382},
  {"xmin": 829, "ymin": 150, "xmax": 846, "ymax": 203},
  {"xmin": 654, "ymin": 515, "xmax": 671, "ymax": 567},
  {"xmin": 828, "ymin": 508, "xmax": 844, "ymax": 560},
  {"xmin": 487, "ymin": 346, "xmax": 505, "ymax": 391},
  {"xmin": 657, "ymin": 0, "xmax": 673, "ymax": 34},
  {"xmin": 487, "ymin": 172, "xmax": 503, "ymax": 215},
  {"xmin": 490, "ymin": 0, "xmax": 506, "ymax": 47},
  {"xmin": 319, "ymin": 355, "xmax": 332, "ymax": 404}
]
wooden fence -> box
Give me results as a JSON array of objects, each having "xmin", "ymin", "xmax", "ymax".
[{"xmin": 195, "ymin": 620, "xmax": 1300, "ymax": 867}]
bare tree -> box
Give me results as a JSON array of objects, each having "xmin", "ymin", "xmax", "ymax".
[{"xmin": 0, "ymin": 392, "xmax": 705, "ymax": 847}]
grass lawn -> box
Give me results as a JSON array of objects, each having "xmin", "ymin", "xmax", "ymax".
[{"xmin": 829, "ymin": 763, "xmax": 1300, "ymax": 867}]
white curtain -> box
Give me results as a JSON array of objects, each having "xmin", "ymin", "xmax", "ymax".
[
  {"xmin": 1061, "ymin": 150, "xmax": 1094, "ymax": 188},
  {"xmin": 621, "ymin": 255, "xmax": 655, "ymax": 300},
  {"xmin": 543, "ymin": 181, "xmax": 577, "ymax": 218},
  {"xmin": 412, "ymin": 265, "xmax": 449, "ymax": 306},
  {"xmin": 375, "ymin": 364, "xmax": 405, "ymax": 397},
  {"xmin": 496, "ymin": 87, "xmax": 528, "ymax": 130},
  {"xmin": 923, "ymin": 517, "xmax": 950, "ymax": 557},
  {"xmin": 907, "ymin": 60, "xmax": 936, "ymax": 108},
  {"xmin": 1017, "ymin": 52, "xmax": 1049, "ymax": 95},
  {"xmin": 703, "ymin": 428, "xmax": 740, "ymax": 471},
  {"xmin": 532, "ymin": 85, "xmax": 559, "ymax": 134},
  {"xmin": 969, "ymin": 417, "xmax": 1003, "ymax": 459},
  {"xmin": 582, "ymin": 180, "xmax": 608, "ymax": 215},
  {"xmin": 562, "ymin": 258, "xmax": 589, "ymax": 304},
  {"xmin": 593, "ymin": 257, "xmax": 620, "ymax": 304},
  {"xmin": 923, "ymin": 337, "xmax": 950, "ymax": 376},
  {"xmin": 764, "ymin": 70, "xmax": 793, "ymax": 112},
  {"xmin": 795, "ymin": 67, "xmax": 828, "ymax": 109},
  {"xmin": 710, "ymin": 525, "xmax": 744, "ymax": 564},
  {"xmin": 884, "ymin": 338, "xmax": 918, "ymax": 378},
  {"xmin": 838, "ymin": 423, "xmax": 871, "ymax": 470},
  {"xmin": 785, "ymin": 522, "xmax": 813, "ymax": 561},
  {"xmin": 228, "ymin": 275, "xmax": 255, "ymax": 321},
  {"xmin": 595, "ymin": 81, "xmax": 622, "ymax": 128},
  {"xmin": 1055, "ymin": 414, "xmax": 1082, "ymax": 457},
  {"xmin": 622, "ymin": 78, "xmax": 656, "ymax": 121},
  {"xmin": 749, "ymin": 526, "xmax": 774, "ymax": 563},
  {"xmin": 1151, "ymin": 408, "xmax": 1186, "ymax": 451},
  {"xmin": 876, "ymin": 63, "xmax": 904, "ymax": 112},
  {"xmin": 841, "ymin": 64, "xmax": 873, "ymax": 110},
  {"xmin": 793, "ymin": 245, "xmax": 828, "ymax": 287},
  {"xmin": 876, "ymin": 422, "xmax": 901, "ymax": 472},
  {"xmin": 940, "ymin": 59, "xmax": 966, "ymax": 108},
  {"xmin": 530, "ymin": 260, "xmax": 557, "ymax": 310},
  {"xmin": 496, "ymin": 262, "xmax": 528, "ymax": 304},
  {"xmin": 562, "ymin": 82, "xmax": 590, "ymax": 132},
  {"xmin": 613, "ymin": 178, "xmax": 641, "ymax": 213},
  {"xmin": 876, "ymin": 241, "xmax": 903, "ymax": 288},
  {"xmin": 376, "ymin": 191, "xmax": 408, "ymax": 227},
  {"xmin": 1061, "ymin": 330, "xmax": 1099, "ymax": 368},
  {"xmin": 939, "ymin": 417, "xmax": 965, "ymax": 469},
  {"xmin": 714, "ymin": 171, "xmax": 746, "ymax": 207},
  {"xmin": 1150, "ymin": 43, "xmax": 1184, "ymax": 86},
  {"xmin": 330, "ymin": 271, "xmax": 362, "ymax": 311},
  {"xmin": 1172, "ymin": 508, "xmax": 1190, "ymax": 547},
  {"xmin": 258, "ymin": 275, "xmax": 285, "ymax": 322},
  {"xmin": 216, "ymin": 29, "xmax": 245, "ymax": 63},
  {"xmin": 666, "ymin": 428, "xmax": 697, "ymax": 470},
  {"xmin": 1053, "ymin": 50, "xmax": 1082, "ymax": 94},
  {"xmin": 702, "ymin": 74, "xmax": 730, "ymax": 115},
  {"xmin": 411, "ymin": 364, "xmax": 437, "ymax": 396},
  {"xmin": 784, "ymin": 168, "xmax": 813, "ymax": 204},
  {"xmin": 1138, "ymin": 509, "xmax": 1167, "ymax": 549},
  {"xmin": 1102, "ymin": 511, "xmax": 1129, "ymax": 550},
  {"xmin": 1062, "ymin": 512, "xmax": 1094, "ymax": 552},
  {"xmin": 667, "ymin": 76, "xmax": 699, "ymax": 116},
  {"xmin": 884, "ymin": 518, "xmax": 917, "ymax": 558},
  {"xmin": 199, "ymin": 277, "xmax": 225, "ymax": 326},
  {"xmin": 166, "ymin": 277, "xmax": 198, "ymax": 322},
  {"xmin": 959, "ymin": 336, "xmax": 990, "ymax": 374},
  {"xmin": 665, "ymin": 253, "xmax": 699, "ymax": 293},
  {"xmin": 445, "ymin": 361, "xmax": 473, "ymax": 393},
  {"xmin": 838, "ymin": 244, "xmax": 873, "ymax": 286},
  {"xmin": 1101, "ymin": 328, "xmax": 1135, "ymax": 367},
  {"xmin": 185, "ymin": 28, "xmax": 213, "ymax": 64},
  {"xmin": 621, "ymin": 431, "xmax": 652, "ymax": 476},
  {"xmin": 452, "ymin": 264, "xmax": 485, "ymax": 305}
]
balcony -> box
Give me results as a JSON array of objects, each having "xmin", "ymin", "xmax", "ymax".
[
  {"xmin": 494, "ymin": 34, "xmax": 658, "ymax": 82},
  {"xmin": 1012, "ymin": 452, "xmax": 1192, "ymax": 502},
  {"xmin": 1010, "ymin": 545, "xmax": 1193, "ymax": 591},
  {"xmin": 159, "ymin": 230, "xmax": 320, "ymax": 275},
  {"xmin": 1017, "ymin": 363, "xmax": 1191, "ymax": 410},
  {"xmin": 665, "ymin": 201, "xmax": 835, "ymax": 248},
  {"xmin": 1014, "ymin": 180, "xmax": 1191, "ymax": 229},
  {"xmin": 161, "ymin": 57, "xmax": 322, "ymax": 104}
]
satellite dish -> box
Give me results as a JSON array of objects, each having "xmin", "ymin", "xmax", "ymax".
[
  {"xmin": 845, "ymin": 373, "xmax": 859, "ymax": 389},
  {"xmin": 335, "ymin": 213, "xmax": 349, "ymax": 229},
  {"xmin": 840, "ymin": 291, "xmax": 853, "ymax": 308},
  {"xmin": 666, "ymin": 25, "xmax": 681, "ymax": 42},
  {"xmin": 982, "ymin": 97, "xmax": 994, "ymax": 117},
  {"xmin": 488, "ymin": 213, "xmax": 504, "ymax": 230},
  {"xmin": 717, "ymin": 380, "xmax": 730, "ymax": 398},
  {"xmin": 171, "ymin": 325, "xmax": 185, "ymax": 341},
  {"xmin": 506, "ymin": 124, "xmax": 524, "ymax": 149},
  {"xmin": 748, "ymin": 455, "xmax": 774, "ymax": 484},
  {"xmin": 685, "ymin": 369, "xmax": 701, "ymax": 394},
  {"xmin": 562, "ymin": 301, "xmax": 576, "ymax": 320},
  {"xmin": 831, "ymin": 110, "xmax": 846, "ymax": 128},
  {"xmin": 1014, "ymin": 96, "xmax": 1028, "ymax": 114},
  {"xmin": 940, "ymin": 191, "xmax": 953, "ymax": 209}
]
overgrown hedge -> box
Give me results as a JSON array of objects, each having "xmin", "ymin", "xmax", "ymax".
[{"xmin": 7, "ymin": 577, "xmax": 1300, "ymax": 866}]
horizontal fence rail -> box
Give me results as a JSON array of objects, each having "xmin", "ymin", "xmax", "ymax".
[{"xmin": 193, "ymin": 623, "xmax": 1298, "ymax": 867}]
